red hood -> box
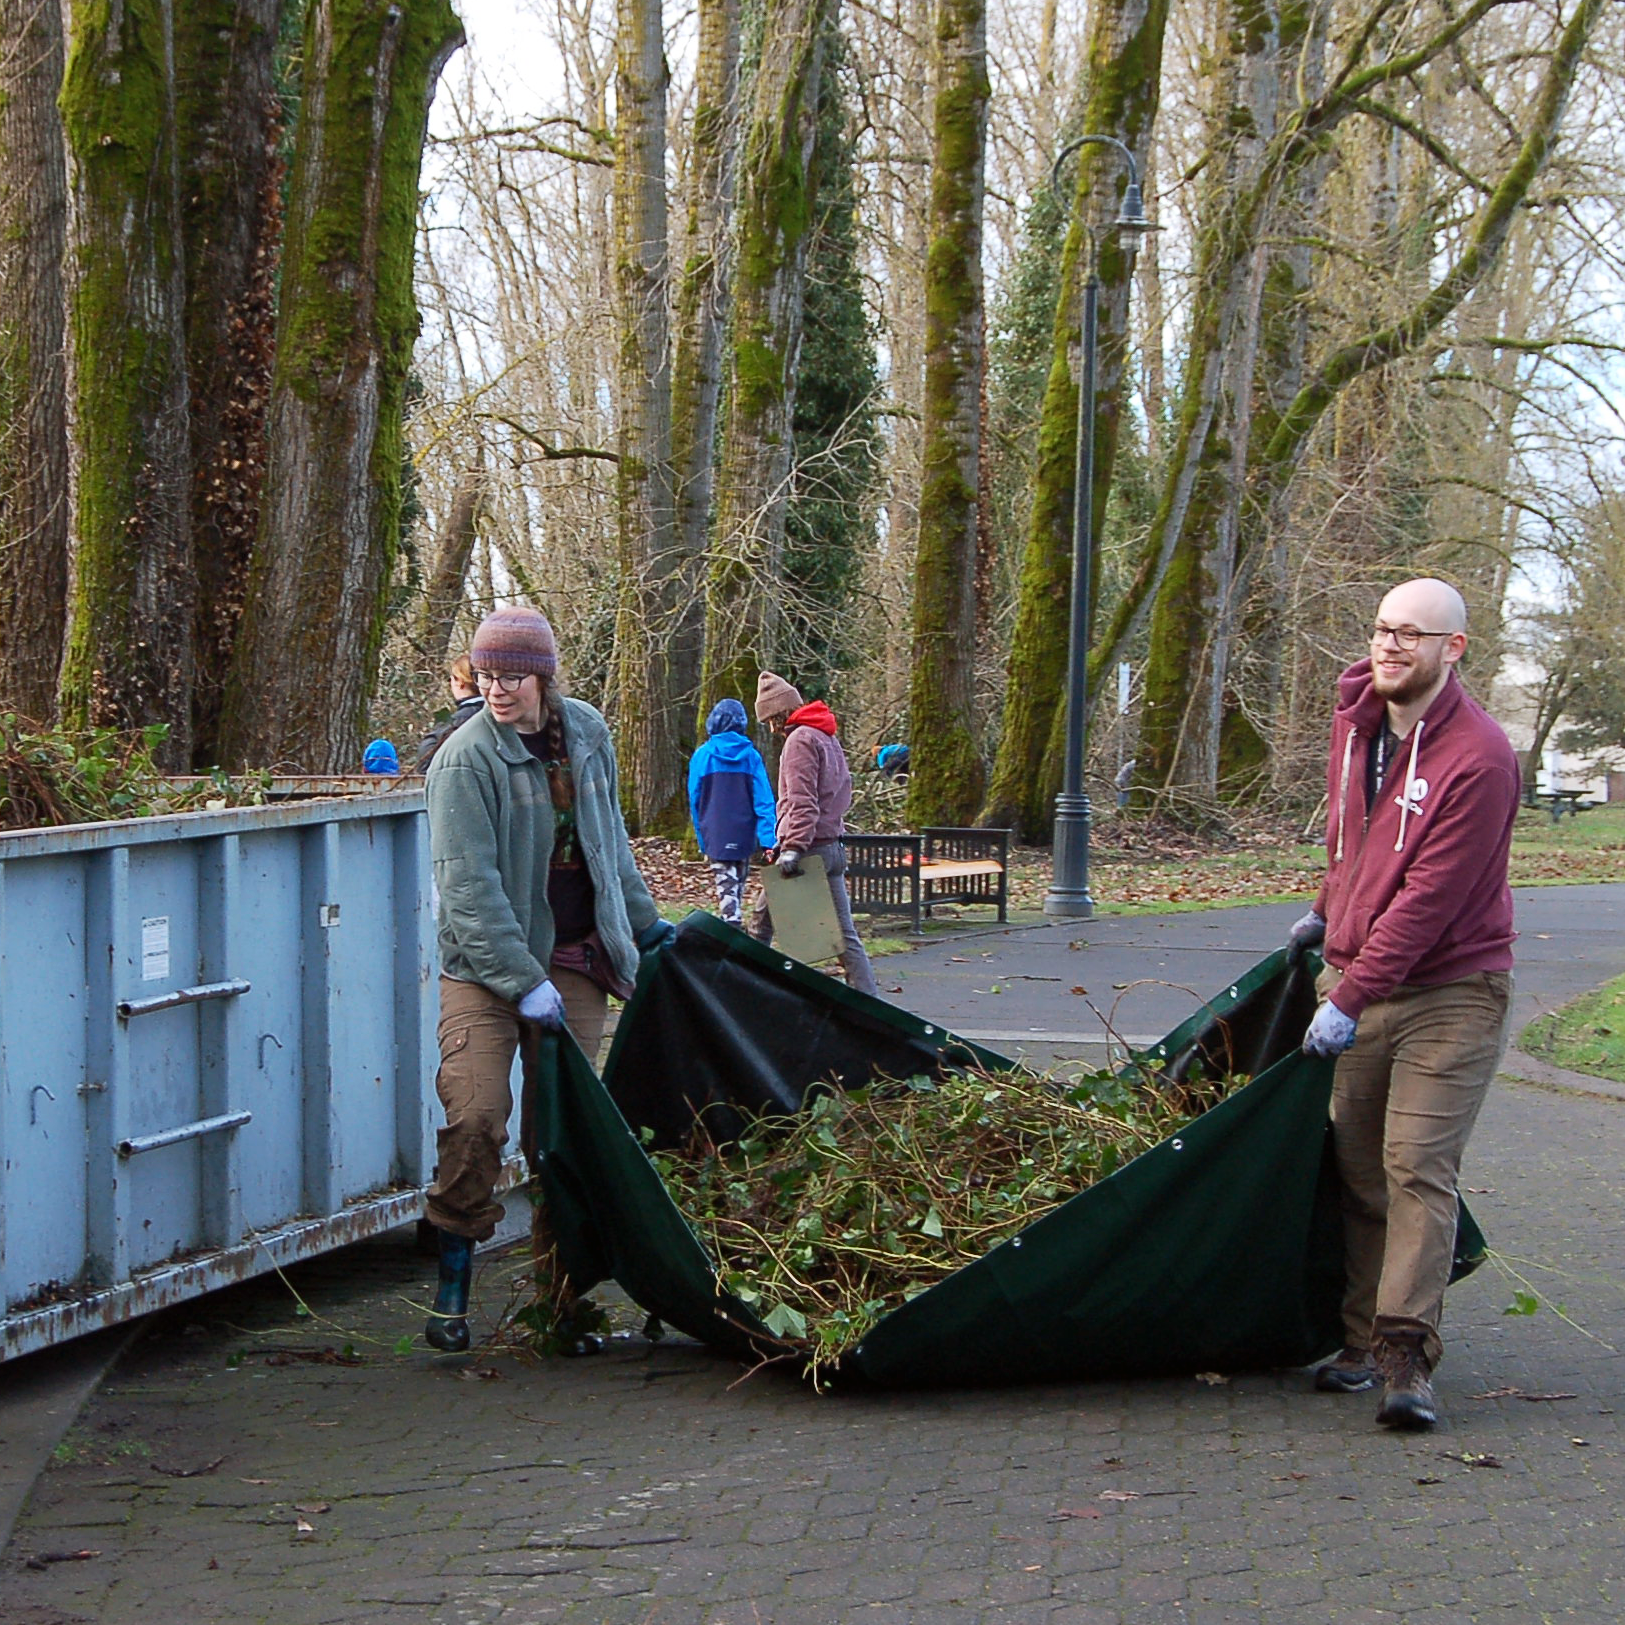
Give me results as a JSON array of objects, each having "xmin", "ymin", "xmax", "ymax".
[{"xmin": 785, "ymin": 700, "xmax": 839, "ymax": 735}]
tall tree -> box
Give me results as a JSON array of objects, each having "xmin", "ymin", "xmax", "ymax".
[
  {"xmin": 610, "ymin": 0, "xmax": 677, "ymax": 830},
  {"xmin": 0, "ymin": 0, "xmax": 70, "ymax": 720},
  {"xmin": 905, "ymin": 0, "xmax": 990, "ymax": 824},
  {"xmin": 1133, "ymin": 0, "xmax": 1284, "ymax": 809},
  {"xmin": 219, "ymin": 0, "xmax": 463, "ymax": 771},
  {"xmin": 699, "ymin": 0, "xmax": 834, "ymax": 715},
  {"xmin": 667, "ymin": 0, "xmax": 741, "ymax": 727},
  {"xmin": 979, "ymin": 0, "xmax": 1169, "ymax": 838},
  {"xmin": 58, "ymin": 0, "xmax": 194, "ymax": 765},
  {"xmin": 414, "ymin": 463, "xmax": 485, "ymax": 667},
  {"xmin": 781, "ymin": 26, "xmax": 879, "ymax": 691},
  {"xmin": 1135, "ymin": 0, "xmax": 1606, "ymax": 806},
  {"xmin": 175, "ymin": 0, "xmax": 286, "ymax": 766}
]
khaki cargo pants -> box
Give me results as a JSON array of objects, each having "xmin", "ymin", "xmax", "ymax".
[
  {"xmin": 1321, "ymin": 966, "xmax": 1511, "ymax": 1367},
  {"xmin": 425, "ymin": 971, "xmax": 608, "ymax": 1240}
]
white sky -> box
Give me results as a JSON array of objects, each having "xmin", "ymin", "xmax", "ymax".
[{"xmin": 441, "ymin": 0, "xmax": 558, "ymax": 124}]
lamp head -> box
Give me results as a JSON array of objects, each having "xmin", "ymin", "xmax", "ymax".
[{"xmin": 1113, "ymin": 180, "xmax": 1155, "ymax": 234}]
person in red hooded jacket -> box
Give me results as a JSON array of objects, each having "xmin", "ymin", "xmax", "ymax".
[
  {"xmin": 750, "ymin": 672, "xmax": 878, "ymax": 996},
  {"xmin": 1286, "ymin": 578, "xmax": 1518, "ymax": 1431}
]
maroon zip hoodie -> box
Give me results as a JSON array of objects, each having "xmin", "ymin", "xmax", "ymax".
[{"xmin": 1315, "ymin": 659, "xmax": 1519, "ymax": 1019}]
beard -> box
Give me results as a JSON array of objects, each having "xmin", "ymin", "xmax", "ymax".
[{"xmin": 1372, "ymin": 649, "xmax": 1445, "ymax": 704}]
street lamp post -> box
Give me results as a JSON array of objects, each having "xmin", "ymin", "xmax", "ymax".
[{"xmin": 1043, "ymin": 135, "xmax": 1153, "ymax": 918}]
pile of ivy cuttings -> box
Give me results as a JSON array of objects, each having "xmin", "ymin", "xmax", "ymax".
[
  {"xmin": 648, "ymin": 1063, "xmax": 1239, "ymax": 1386},
  {"xmin": 0, "ymin": 717, "xmax": 270, "ymax": 830}
]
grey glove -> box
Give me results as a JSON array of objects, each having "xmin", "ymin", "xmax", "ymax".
[
  {"xmin": 1302, "ymin": 999, "xmax": 1357, "ymax": 1057},
  {"xmin": 1285, "ymin": 909, "xmax": 1326, "ymax": 966},
  {"xmin": 777, "ymin": 848, "xmax": 804, "ymax": 878},
  {"xmin": 517, "ymin": 979, "xmax": 566, "ymax": 1030}
]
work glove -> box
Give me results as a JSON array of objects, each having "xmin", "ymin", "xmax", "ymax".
[
  {"xmin": 777, "ymin": 848, "xmax": 805, "ymax": 878},
  {"xmin": 517, "ymin": 978, "xmax": 566, "ymax": 1030},
  {"xmin": 1302, "ymin": 999, "xmax": 1358, "ymax": 1057},
  {"xmin": 1284, "ymin": 909, "xmax": 1326, "ymax": 966},
  {"xmin": 635, "ymin": 918, "xmax": 677, "ymax": 954}
]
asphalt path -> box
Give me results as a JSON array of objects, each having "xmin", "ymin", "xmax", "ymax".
[{"xmin": 883, "ymin": 886, "xmax": 1625, "ymax": 1068}]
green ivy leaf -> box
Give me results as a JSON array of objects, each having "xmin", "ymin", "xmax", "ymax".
[{"xmin": 763, "ymin": 1302, "xmax": 808, "ymax": 1339}]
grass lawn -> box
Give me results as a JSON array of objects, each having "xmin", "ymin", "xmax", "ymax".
[
  {"xmin": 1519, "ymin": 973, "xmax": 1625, "ymax": 1084},
  {"xmin": 638, "ymin": 802, "xmax": 1625, "ymax": 931}
]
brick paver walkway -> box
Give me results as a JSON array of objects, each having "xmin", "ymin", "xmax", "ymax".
[{"xmin": 4, "ymin": 902, "xmax": 1622, "ymax": 1624}]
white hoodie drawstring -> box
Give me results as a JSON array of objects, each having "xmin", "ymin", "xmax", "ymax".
[
  {"xmin": 1333, "ymin": 727, "xmax": 1356, "ymax": 862},
  {"xmin": 1394, "ymin": 720, "xmax": 1424, "ymax": 852}
]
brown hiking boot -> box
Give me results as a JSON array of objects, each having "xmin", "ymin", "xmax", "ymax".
[
  {"xmin": 1314, "ymin": 1346, "xmax": 1376, "ymax": 1393},
  {"xmin": 1374, "ymin": 1332, "xmax": 1438, "ymax": 1430}
]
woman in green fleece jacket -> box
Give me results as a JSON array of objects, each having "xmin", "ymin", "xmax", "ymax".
[{"xmin": 420, "ymin": 606, "xmax": 674, "ymax": 1351}]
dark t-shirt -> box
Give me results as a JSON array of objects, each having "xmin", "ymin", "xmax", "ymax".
[
  {"xmin": 520, "ymin": 729, "xmax": 595, "ymax": 945},
  {"xmin": 1365, "ymin": 718, "xmax": 1401, "ymax": 812}
]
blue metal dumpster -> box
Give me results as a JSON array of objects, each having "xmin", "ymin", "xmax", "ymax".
[{"xmin": 0, "ymin": 792, "xmax": 441, "ymax": 1359}]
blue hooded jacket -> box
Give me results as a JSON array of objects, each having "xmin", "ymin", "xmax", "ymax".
[
  {"xmin": 363, "ymin": 738, "xmax": 400, "ymax": 774},
  {"xmin": 688, "ymin": 700, "xmax": 777, "ymax": 861}
]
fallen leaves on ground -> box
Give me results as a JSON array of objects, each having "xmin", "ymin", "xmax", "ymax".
[
  {"xmin": 152, "ymin": 1455, "xmax": 225, "ymax": 1478},
  {"xmin": 1468, "ymin": 1387, "xmax": 1576, "ymax": 1402}
]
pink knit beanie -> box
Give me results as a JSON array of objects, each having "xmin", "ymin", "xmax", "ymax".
[
  {"xmin": 755, "ymin": 671, "xmax": 803, "ymax": 721},
  {"xmin": 471, "ymin": 607, "xmax": 558, "ymax": 678}
]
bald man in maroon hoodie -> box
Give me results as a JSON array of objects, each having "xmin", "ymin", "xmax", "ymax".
[{"xmin": 1287, "ymin": 578, "xmax": 1518, "ymax": 1431}]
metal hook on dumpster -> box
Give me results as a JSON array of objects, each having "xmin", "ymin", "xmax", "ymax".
[
  {"xmin": 258, "ymin": 1032, "xmax": 284, "ymax": 1069},
  {"xmin": 29, "ymin": 1085, "xmax": 55, "ymax": 1126}
]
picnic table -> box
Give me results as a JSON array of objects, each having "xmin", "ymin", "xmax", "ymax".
[{"xmin": 1524, "ymin": 787, "xmax": 1597, "ymax": 822}]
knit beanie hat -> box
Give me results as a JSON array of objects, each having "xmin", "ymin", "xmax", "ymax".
[
  {"xmin": 706, "ymin": 698, "xmax": 749, "ymax": 737},
  {"xmin": 471, "ymin": 606, "xmax": 557, "ymax": 678},
  {"xmin": 754, "ymin": 671, "xmax": 803, "ymax": 721}
]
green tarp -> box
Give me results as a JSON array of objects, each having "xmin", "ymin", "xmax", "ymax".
[{"xmin": 519, "ymin": 912, "xmax": 1482, "ymax": 1386}]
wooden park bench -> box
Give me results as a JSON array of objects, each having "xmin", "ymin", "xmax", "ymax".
[{"xmin": 843, "ymin": 827, "xmax": 1011, "ymax": 934}]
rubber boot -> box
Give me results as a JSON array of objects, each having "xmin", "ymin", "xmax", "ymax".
[{"xmin": 424, "ymin": 1230, "xmax": 473, "ymax": 1352}]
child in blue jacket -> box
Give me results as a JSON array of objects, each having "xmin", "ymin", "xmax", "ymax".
[{"xmin": 689, "ymin": 699, "xmax": 777, "ymax": 926}]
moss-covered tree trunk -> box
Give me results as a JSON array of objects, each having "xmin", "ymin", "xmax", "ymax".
[
  {"xmin": 781, "ymin": 27, "xmax": 879, "ymax": 690},
  {"xmin": 905, "ymin": 0, "xmax": 989, "ymax": 826},
  {"xmin": 175, "ymin": 0, "xmax": 286, "ymax": 767},
  {"xmin": 978, "ymin": 0, "xmax": 1168, "ymax": 839},
  {"xmin": 218, "ymin": 0, "xmax": 463, "ymax": 771},
  {"xmin": 667, "ymin": 0, "xmax": 739, "ymax": 731},
  {"xmin": 611, "ymin": 0, "xmax": 677, "ymax": 832},
  {"xmin": 698, "ymin": 0, "xmax": 833, "ymax": 715},
  {"xmin": 58, "ymin": 0, "xmax": 194, "ymax": 764},
  {"xmin": 0, "ymin": 0, "xmax": 70, "ymax": 720}
]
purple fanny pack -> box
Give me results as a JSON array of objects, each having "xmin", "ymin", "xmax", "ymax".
[{"xmin": 550, "ymin": 929, "xmax": 634, "ymax": 1001}]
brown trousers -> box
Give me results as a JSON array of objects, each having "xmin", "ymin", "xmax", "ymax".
[
  {"xmin": 1322, "ymin": 966, "xmax": 1511, "ymax": 1367},
  {"xmin": 426, "ymin": 970, "xmax": 608, "ymax": 1240}
]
